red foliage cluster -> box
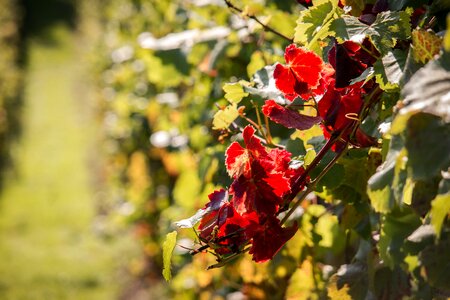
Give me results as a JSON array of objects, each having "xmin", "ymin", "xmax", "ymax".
[
  {"xmin": 198, "ymin": 126, "xmax": 302, "ymax": 262},
  {"xmin": 269, "ymin": 43, "xmax": 377, "ymax": 149}
]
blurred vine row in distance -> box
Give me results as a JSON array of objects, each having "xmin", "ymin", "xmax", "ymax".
[{"xmin": 0, "ymin": 0, "xmax": 22, "ymax": 186}]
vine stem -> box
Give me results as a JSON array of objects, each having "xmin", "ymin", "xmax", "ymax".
[
  {"xmin": 280, "ymin": 139, "xmax": 348, "ymax": 225},
  {"xmin": 223, "ymin": 0, "xmax": 294, "ymax": 43},
  {"xmin": 283, "ymin": 126, "xmax": 345, "ymax": 205}
]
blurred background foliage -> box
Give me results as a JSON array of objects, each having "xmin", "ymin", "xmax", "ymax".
[{"xmin": 82, "ymin": 0, "xmax": 307, "ymax": 298}]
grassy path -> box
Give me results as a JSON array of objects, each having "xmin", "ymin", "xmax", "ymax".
[{"xmin": 0, "ymin": 24, "xmax": 135, "ymax": 299}]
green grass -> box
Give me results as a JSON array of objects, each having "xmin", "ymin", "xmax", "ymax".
[{"xmin": 0, "ymin": 24, "xmax": 137, "ymax": 300}]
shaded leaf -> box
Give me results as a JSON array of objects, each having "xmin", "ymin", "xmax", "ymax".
[
  {"xmin": 262, "ymin": 100, "xmax": 322, "ymax": 130},
  {"xmin": 420, "ymin": 239, "xmax": 450, "ymax": 292},
  {"xmin": 340, "ymin": 0, "xmax": 365, "ymax": 16},
  {"xmin": 349, "ymin": 66, "xmax": 374, "ymax": 86},
  {"xmin": 327, "ymin": 262, "xmax": 368, "ymax": 300},
  {"xmin": 286, "ymin": 137, "xmax": 306, "ymax": 157},
  {"xmin": 405, "ymin": 113, "xmax": 450, "ymax": 180},
  {"xmin": 162, "ymin": 231, "xmax": 177, "ymax": 282},
  {"xmin": 374, "ymin": 266, "xmax": 411, "ymax": 300},
  {"xmin": 374, "ymin": 49, "xmax": 407, "ymax": 91},
  {"xmin": 379, "ymin": 207, "xmax": 421, "ymax": 267},
  {"xmin": 395, "ymin": 52, "xmax": 450, "ymax": 127}
]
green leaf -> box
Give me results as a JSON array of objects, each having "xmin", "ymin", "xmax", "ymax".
[
  {"xmin": 212, "ymin": 103, "xmax": 239, "ymax": 130},
  {"xmin": 327, "ymin": 262, "xmax": 368, "ymax": 300},
  {"xmin": 387, "ymin": 0, "xmax": 409, "ymax": 10},
  {"xmin": 430, "ymin": 193, "xmax": 450, "ymax": 238},
  {"xmin": 244, "ymin": 64, "xmax": 284, "ymax": 102},
  {"xmin": 286, "ymin": 137, "xmax": 306, "ymax": 157},
  {"xmin": 331, "ymin": 10, "xmax": 411, "ymax": 55},
  {"xmin": 374, "ymin": 266, "xmax": 411, "ymax": 299},
  {"xmin": 412, "ymin": 29, "xmax": 442, "ymax": 64},
  {"xmin": 367, "ymin": 135, "xmax": 404, "ymax": 213},
  {"xmin": 420, "ymin": 239, "xmax": 450, "ymax": 292},
  {"xmin": 316, "ymin": 163, "xmax": 345, "ymax": 191},
  {"xmin": 162, "ymin": 231, "xmax": 177, "ymax": 282},
  {"xmin": 409, "ymin": 177, "xmax": 440, "ymax": 216},
  {"xmin": 396, "ymin": 52, "xmax": 450, "ymax": 127},
  {"xmin": 374, "ymin": 49, "xmax": 407, "ymax": 91},
  {"xmin": 223, "ymin": 83, "xmax": 248, "ymax": 104},
  {"xmin": 405, "ymin": 113, "xmax": 450, "ymax": 180},
  {"xmin": 379, "ymin": 207, "xmax": 421, "ymax": 267},
  {"xmin": 294, "ymin": 0, "xmax": 341, "ymax": 55}
]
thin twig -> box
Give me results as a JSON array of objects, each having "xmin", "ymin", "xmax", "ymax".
[{"xmin": 224, "ymin": 0, "xmax": 294, "ymax": 43}]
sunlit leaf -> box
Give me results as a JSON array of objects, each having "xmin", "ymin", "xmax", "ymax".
[
  {"xmin": 285, "ymin": 259, "xmax": 316, "ymax": 298},
  {"xmin": 294, "ymin": 0, "xmax": 341, "ymax": 55},
  {"xmin": 162, "ymin": 231, "xmax": 177, "ymax": 282},
  {"xmin": 349, "ymin": 66, "xmax": 374, "ymax": 86},
  {"xmin": 412, "ymin": 29, "xmax": 442, "ymax": 64},
  {"xmin": 444, "ymin": 14, "xmax": 450, "ymax": 51},
  {"xmin": 223, "ymin": 83, "xmax": 249, "ymax": 104},
  {"xmin": 247, "ymin": 51, "xmax": 266, "ymax": 78},
  {"xmin": 212, "ymin": 104, "xmax": 239, "ymax": 130},
  {"xmin": 430, "ymin": 193, "xmax": 450, "ymax": 238},
  {"xmin": 368, "ymin": 131, "xmax": 411, "ymax": 213}
]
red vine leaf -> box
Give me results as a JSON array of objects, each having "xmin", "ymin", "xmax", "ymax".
[
  {"xmin": 274, "ymin": 44, "xmax": 323, "ymax": 100},
  {"xmin": 262, "ymin": 99, "xmax": 321, "ymax": 130},
  {"xmin": 225, "ymin": 126, "xmax": 267, "ymax": 179},
  {"xmin": 249, "ymin": 217, "xmax": 298, "ymax": 262}
]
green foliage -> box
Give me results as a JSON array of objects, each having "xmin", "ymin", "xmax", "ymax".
[
  {"xmin": 331, "ymin": 9, "xmax": 412, "ymax": 55},
  {"xmin": 294, "ymin": 0, "xmax": 341, "ymax": 55},
  {"xmin": 374, "ymin": 49, "xmax": 407, "ymax": 91}
]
